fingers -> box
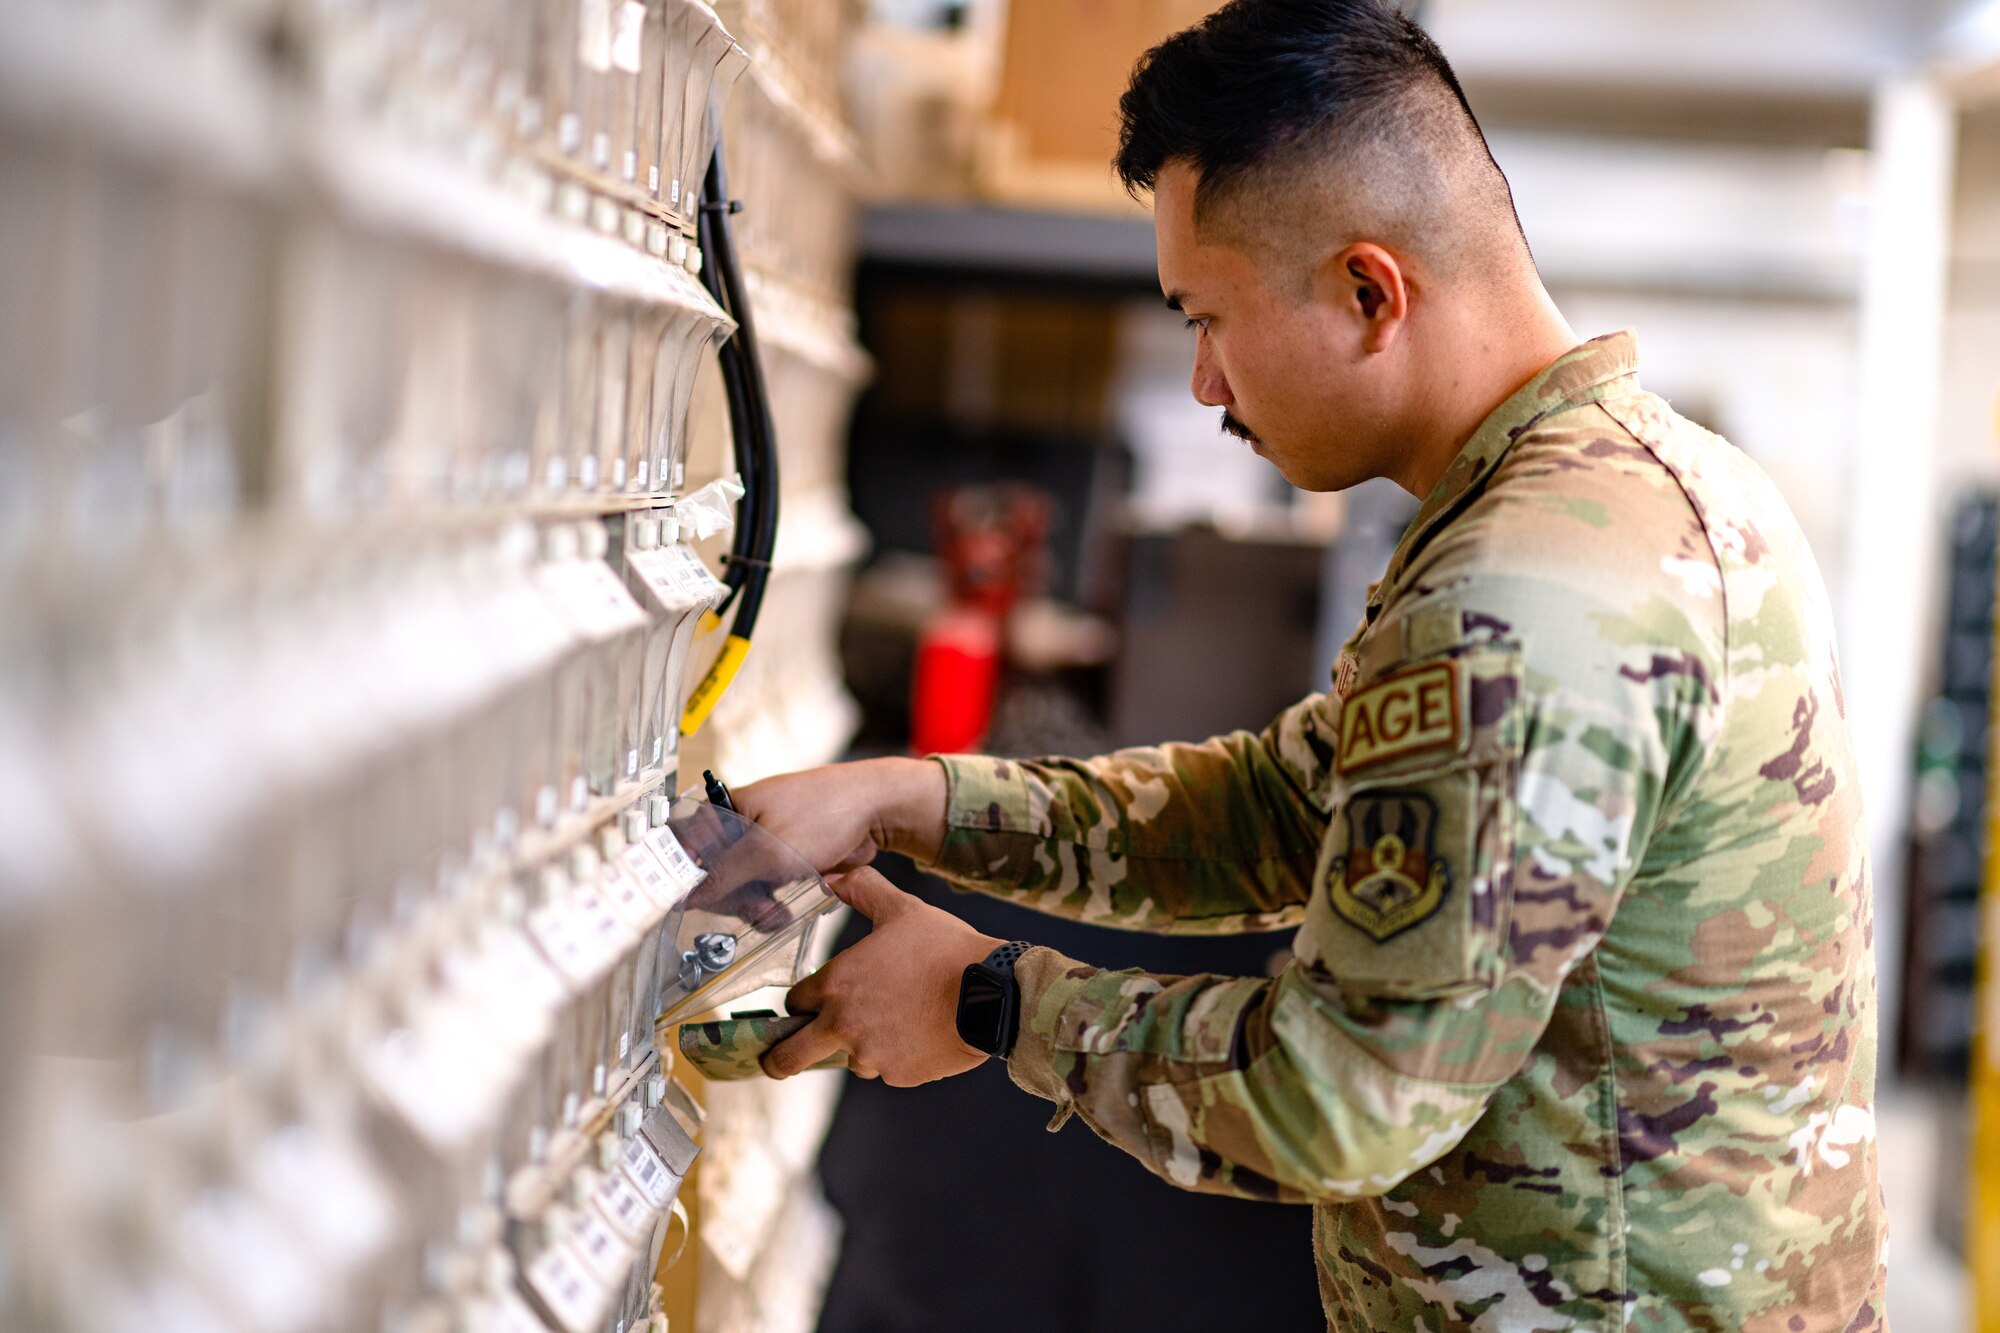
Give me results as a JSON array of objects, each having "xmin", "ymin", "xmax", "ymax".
[
  {"xmin": 848, "ymin": 1062, "xmax": 880, "ymax": 1080},
  {"xmin": 829, "ymin": 837, "xmax": 878, "ymax": 872},
  {"xmin": 725, "ymin": 772, "xmax": 784, "ymax": 821},
  {"xmin": 826, "ymin": 866, "xmax": 910, "ymax": 922},
  {"xmin": 785, "ymin": 965, "xmax": 829, "ymax": 1016},
  {"xmin": 761, "ymin": 1013, "xmax": 846, "ymax": 1079}
]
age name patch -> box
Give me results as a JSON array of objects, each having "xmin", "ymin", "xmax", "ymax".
[{"xmin": 1338, "ymin": 661, "xmax": 1462, "ymax": 774}]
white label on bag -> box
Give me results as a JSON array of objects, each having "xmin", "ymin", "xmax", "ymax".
[
  {"xmin": 620, "ymin": 842, "xmax": 679, "ymax": 910},
  {"xmin": 573, "ymin": 883, "xmax": 637, "ymax": 963},
  {"xmin": 567, "ymin": 1206, "xmax": 634, "ymax": 1286},
  {"xmin": 527, "ymin": 1242, "xmax": 608, "ymax": 1333},
  {"xmin": 527, "ymin": 900, "xmax": 602, "ymax": 989},
  {"xmin": 663, "ymin": 546, "xmax": 723, "ymax": 601},
  {"xmin": 601, "ymin": 862, "xmax": 664, "ymax": 931},
  {"xmin": 594, "ymin": 1163, "xmax": 657, "ymax": 1242},
  {"xmin": 628, "ymin": 548, "xmax": 683, "ymax": 611},
  {"xmin": 619, "ymin": 1134, "xmax": 674, "ymax": 1209},
  {"xmin": 643, "ymin": 827, "xmax": 706, "ymax": 898},
  {"xmin": 630, "ymin": 546, "xmax": 720, "ymax": 614}
]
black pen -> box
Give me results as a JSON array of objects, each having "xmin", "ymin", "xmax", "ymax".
[{"xmin": 703, "ymin": 768, "xmax": 736, "ymax": 813}]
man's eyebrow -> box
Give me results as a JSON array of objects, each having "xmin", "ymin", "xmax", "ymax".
[{"xmin": 1163, "ymin": 291, "xmax": 1185, "ymax": 313}]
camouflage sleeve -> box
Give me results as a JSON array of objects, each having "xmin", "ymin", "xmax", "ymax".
[
  {"xmin": 996, "ymin": 559, "xmax": 1720, "ymax": 1202},
  {"xmin": 924, "ymin": 689, "xmax": 1339, "ymax": 934}
]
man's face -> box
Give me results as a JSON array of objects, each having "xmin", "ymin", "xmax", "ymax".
[{"xmin": 1153, "ymin": 162, "xmax": 1398, "ymax": 493}]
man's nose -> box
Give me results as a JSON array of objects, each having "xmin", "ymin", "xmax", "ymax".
[{"xmin": 1190, "ymin": 344, "xmax": 1232, "ymax": 408}]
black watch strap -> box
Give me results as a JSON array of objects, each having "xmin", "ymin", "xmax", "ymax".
[{"xmin": 983, "ymin": 940, "xmax": 1033, "ymax": 975}]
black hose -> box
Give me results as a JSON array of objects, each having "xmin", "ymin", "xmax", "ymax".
[
  {"xmin": 680, "ymin": 132, "xmax": 779, "ymax": 736},
  {"xmin": 696, "ymin": 136, "xmax": 778, "ymax": 635}
]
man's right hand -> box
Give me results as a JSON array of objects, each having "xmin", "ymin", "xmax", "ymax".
[{"xmin": 728, "ymin": 756, "xmax": 950, "ymax": 876}]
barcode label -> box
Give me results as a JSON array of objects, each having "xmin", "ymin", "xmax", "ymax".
[
  {"xmin": 572, "ymin": 886, "xmax": 635, "ymax": 961},
  {"xmin": 593, "ymin": 1165, "xmax": 656, "ymax": 1242},
  {"xmin": 600, "ymin": 865, "xmax": 662, "ymax": 931},
  {"xmin": 527, "ymin": 1243, "xmax": 607, "ymax": 1333},
  {"xmin": 619, "ymin": 1135, "xmax": 673, "ymax": 1208},
  {"xmin": 567, "ymin": 1207, "xmax": 633, "ymax": 1286},
  {"xmin": 631, "ymin": 546, "xmax": 719, "ymax": 614},
  {"xmin": 663, "ymin": 546, "xmax": 722, "ymax": 601},
  {"xmin": 620, "ymin": 843, "xmax": 679, "ymax": 910},
  {"xmin": 643, "ymin": 827, "xmax": 706, "ymax": 900}
]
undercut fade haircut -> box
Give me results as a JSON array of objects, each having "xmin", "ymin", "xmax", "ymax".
[{"xmin": 1116, "ymin": 0, "xmax": 1532, "ymax": 280}]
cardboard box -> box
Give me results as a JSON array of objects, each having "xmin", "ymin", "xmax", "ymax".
[{"xmin": 984, "ymin": 0, "xmax": 1222, "ymax": 213}]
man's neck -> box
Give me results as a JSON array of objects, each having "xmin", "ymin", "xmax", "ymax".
[{"xmin": 1395, "ymin": 289, "xmax": 1578, "ymax": 500}]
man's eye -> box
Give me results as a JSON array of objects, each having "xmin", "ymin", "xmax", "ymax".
[{"xmin": 1183, "ymin": 316, "xmax": 1209, "ymax": 333}]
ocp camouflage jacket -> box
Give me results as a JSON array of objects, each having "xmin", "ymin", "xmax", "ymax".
[{"xmin": 928, "ymin": 332, "xmax": 1888, "ymax": 1332}]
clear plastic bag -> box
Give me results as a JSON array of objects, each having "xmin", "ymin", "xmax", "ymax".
[{"xmin": 651, "ymin": 794, "xmax": 835, "ymax": 1022}]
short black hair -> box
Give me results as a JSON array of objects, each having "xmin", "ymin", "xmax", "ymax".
[{"xmin": 1115, "ymin": 0, "xmax": 1507, "ymax": 232}]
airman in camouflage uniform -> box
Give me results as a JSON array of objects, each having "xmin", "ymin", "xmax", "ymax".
[{"xmin": 923, "ymin": 331, "xmax": 1888, "ymax": 1331}]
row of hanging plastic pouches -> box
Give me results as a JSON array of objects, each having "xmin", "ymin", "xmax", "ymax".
[
  {"xmin": 0, "ymin": 0, "xmax": 751, "ymax": 562},
  {"xmin": 0, "ymin": 4, "xmax": 783, "ymax": 1332}
]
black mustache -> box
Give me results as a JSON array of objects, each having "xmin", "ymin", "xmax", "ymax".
[{"xmin": 1220, "ymin": 411, "xmax": 1259, "ymax": 443}]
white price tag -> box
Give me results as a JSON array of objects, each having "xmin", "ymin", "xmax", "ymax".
[
  {"xmin": 643, "ymin": 827, "xmax": 706, "ymax": 899},
  {"xmin": 593, "ymin": 1161, "xmax": 658, "ymax": 1242},
  {"xmin": 566, "ymin": 1206, "xmax": 635, "ymax": 1286},
  {"xmin": 611, "ymin": 0, "xmax": 646, "ymax": 72},
  {"xmin": 619, "ymin": 1134, "xmax": 674, "ymax": 1209},
  {"xmin": 526, "ymin": 1242, "xmax": 608, "ymax": 1333},
  {"xmin": 620, "ymin": 841, "xmax": 679, "ymax": 910}
]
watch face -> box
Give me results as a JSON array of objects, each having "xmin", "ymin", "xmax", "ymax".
[{"xmin": 956, "ymin": 967, "xmax": 1008, "ymax": 1053}]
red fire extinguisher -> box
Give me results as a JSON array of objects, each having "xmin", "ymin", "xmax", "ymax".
[{"xmin": 910, "ymin": 486, "xmax": 1050, "ymax": 754}]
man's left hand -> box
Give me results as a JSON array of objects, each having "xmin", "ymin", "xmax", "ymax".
[{"xmin": 762, "ymin": 868, "xmax": 1004, "ymax": 1086}]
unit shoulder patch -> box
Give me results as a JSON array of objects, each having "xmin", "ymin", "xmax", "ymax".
[
  {"xmin": 1327, "ymin": 791, "xmax": 1451, "ymax": 942},
  {"xmin": 1337, "ymin": 660, "xmax": 1462, "ymax": 775}
]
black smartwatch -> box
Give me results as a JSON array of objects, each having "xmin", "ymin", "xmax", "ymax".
[{"xmin": 956, "ymin": 941, "xmax": 1032, "ymax": 1058}]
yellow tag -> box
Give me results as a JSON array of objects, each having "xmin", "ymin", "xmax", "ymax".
[{"xmin": 1337, "ymin": 661, "xmax": 1461, "ymax": 774}]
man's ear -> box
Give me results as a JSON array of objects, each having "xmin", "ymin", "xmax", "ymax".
[{"xmin": 1321, "ymin": 242, "xmax": 1409, "ymax": 353}]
